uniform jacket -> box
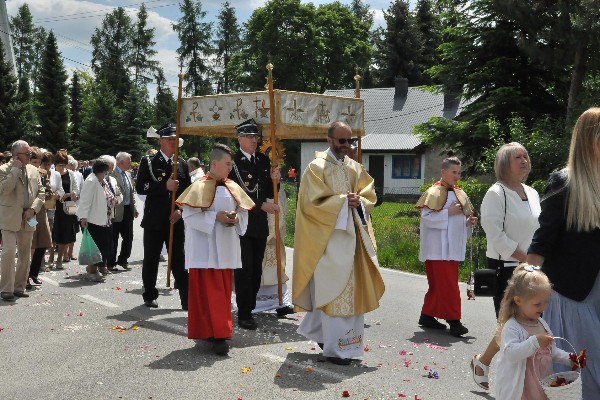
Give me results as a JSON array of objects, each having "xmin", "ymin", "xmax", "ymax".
[
  {"xmin": 111, "ymin": 168, "xmax": 137, "ymax": 222},
  {"xmin": 135, "ymin": 152, "xmax": 191, "ymax": 230},
  {"xmin": 228, "ymin": 150, "xmax": 274, "ymax": 238},
  {"xmin": 0, "ymin": 161, "xmax": 45, "ymax": 232}
]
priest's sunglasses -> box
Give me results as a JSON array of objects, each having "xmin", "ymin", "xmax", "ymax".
[{"xmin": 331, "ymin": 137, "xmax": 357, "ymax": 145}]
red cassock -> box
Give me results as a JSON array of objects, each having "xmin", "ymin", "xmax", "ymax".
[
  {"xmin": 188, "ymin": 269, "xmax": 233, "ymax": 340},
  {"xmin": 421, "ymin": 260, "xmax": 461, "ymax": 320}
]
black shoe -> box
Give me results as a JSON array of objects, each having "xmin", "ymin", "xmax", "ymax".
[
  {"xmin": 317, "ymin": 342, "xmax": 324, "ymax": 350},
  {"xmin": 447, "ymin": 320, "xmax": 468, "ymax": 337},
  {"xmin": 276, "ymin": 306, "xmax": 295, "ymax": 318},
  {"xmin": 213, "ymin": 339, "xmax": 229, "ymax": 356},
  {"xmin": 418, "ymin": 314, "xmax": 447, "ymax": 330},
  {"xmin": 31, "ymin": 277, "xmax": 43, "ymax": 285},
  {"xmin": 326, "ymin": 357, "xmax": 352, "ymax": 365},
  {"xmin": 182, "ymin": 304, "xmax": 188, "ymax": 311},
  {"xmin": 13, "ymin": 291, "xmax": 29, "ymax": 298},
  {"xmin": 117, "ymin": 261, "xmax": 130, "ymax": 270},
  {"xmin": 144, "ymin": 299, "xmax": 159, "ymax": 308},
  {"xmin": 238, "ymin": 318, "xmax": 258, "ymax": 330}
]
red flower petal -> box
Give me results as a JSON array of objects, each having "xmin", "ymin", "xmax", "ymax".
[{"xmin": 342, "ymin": 390, "xmax": 350, "ymax": 397}]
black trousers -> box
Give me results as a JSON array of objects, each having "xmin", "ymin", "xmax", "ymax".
[
  {"xmin": 235, "ymin": 235, "xmax": 267, "ymax": 319},
  {"xmin": 110, "ymin": 205, "xmax": 134, "ymax": 266},
  {"xmin": 487, "ymin": 257, "xmax": 517, "ymax": 318},
  {"xmin": 29, "ymin": 247, "xmax": 46, "ymax": 279},
  {"xmin": 142, "ymin": 220, "xmax": 188, "ymax": 307},
  {"xmin": 87, "ymin": 223, "xmax": 113, "ymax": 267}
]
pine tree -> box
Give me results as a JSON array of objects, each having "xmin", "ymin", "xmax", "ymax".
[
  {"xmin": 9, "ymin": 4, "xmax": 35, "ymax": 80},
  {"xmin": 215, "ymin": 1, "xmax": 241, "ymax": 94},
  {"xmin": 36, "ymin": 31, "xmax": 69, "ymax": 151},
  {"xmin": 90, "ymin": 7, "xmax": 134, "ymax": 104},
  {"xmin": 69, "ymin": 72, "xmax": 83, "ymax": 145},
  {"xmin": 15, "ymin": 75, "xmax": 36, "ymax": 142},
  {"xmin": 378, "ymin": 0, "xmax": 423, "ymax": 86},
  {"xmin": 132, "ymin": 4, "xmax": 159, "ymax": 86},
  {"xmin": 0, "ymin": 39, "xmax": 20, "ymax": 150},
  {"xmin": 173, "ymin": 0, "xmax": 214, "ymax": 96},
  {"xmin": 350, "ymin": 0, "xmax": 374, "ymax": 28}
]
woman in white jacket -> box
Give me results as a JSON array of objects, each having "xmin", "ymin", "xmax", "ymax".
[
  {"xmin": 76, "ymin": 159, "xmax": 120, "ymax": 281},
  {"xmin": 471, "ymin": 142, "xmax": 541, "ymax": 390}
]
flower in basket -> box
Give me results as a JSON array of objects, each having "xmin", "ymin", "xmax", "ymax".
[
  {"xmin": 548, "ymin": 376, "xmax": 574, "ymax": 387},
  {"xmin": 569, "ymin": 349, "xmax": 587, "ymax": 370}
]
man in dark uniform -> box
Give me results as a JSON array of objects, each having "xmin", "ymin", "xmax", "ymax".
[
  {"xmin": 228, "ymin": 119, "xmax": 280, "ymax": 330},
  {"xmin": 135, "ymin": 123, "xmax": 190, "ymax": 309}
]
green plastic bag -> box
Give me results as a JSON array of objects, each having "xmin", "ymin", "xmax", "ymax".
[{"xmin": 79, "ymin": 227, "xmax": 103, "ymax": 265}]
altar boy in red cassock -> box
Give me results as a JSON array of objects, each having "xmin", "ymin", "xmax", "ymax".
[
  {"xmin": 415, "ymin": 157, "xmax": 478, "ymax": 338},
  {"xmin": 176, "ymin": 144, "xmax": 255, "ymax": 355}
]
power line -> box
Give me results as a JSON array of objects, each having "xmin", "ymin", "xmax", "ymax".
[{"xmin": 34, "ymin": 2, "xmax": 178, "ymax": 23}]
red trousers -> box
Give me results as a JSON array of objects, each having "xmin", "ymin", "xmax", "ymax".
[
  {"xmin": 421, "ymin": 260, "xmax": 461, "ymax": 320},
  {"xmin": 188, "ymin": 268, "xmax": 233, "ymax": 340}
]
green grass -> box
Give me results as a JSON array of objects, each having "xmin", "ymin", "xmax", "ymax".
[{"xmin": 282, "ymin": 187, "xmax": 485, "ymax": 283}]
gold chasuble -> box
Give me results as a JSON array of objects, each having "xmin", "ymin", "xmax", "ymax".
[
  {"xmin": 292, "ymin": 152, "xmax": 385, "ymax": 317},
  {"xmin": 415, "ymin": 180, "xmax": 474, "ymax": 216},
  {"xmin": 176, "ymin": 172, "xmax": 255, "ymax": 211}
]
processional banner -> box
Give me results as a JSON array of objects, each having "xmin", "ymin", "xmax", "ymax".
[{"xmin": 178, "ymin": 90, "xmax": 364, "ymax": 139}]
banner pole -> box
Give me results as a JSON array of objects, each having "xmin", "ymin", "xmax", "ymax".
[
  {"xmin": 166, "ymin": 69, "xmax": 185, "ymax": 288},
  {"xmin": 266, "ymin": 61, "xmax": 283, "ymax": 305}
]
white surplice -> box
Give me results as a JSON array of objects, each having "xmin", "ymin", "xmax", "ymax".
[
  {"xmin": 182, "ymin": 186, "xmax": 248, "ymax": 270},
  {"xmin": 419, "ymin": 191, "xmax": 471, "ymax": 262}
]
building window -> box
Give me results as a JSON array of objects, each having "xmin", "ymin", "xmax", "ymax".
[{"xmin": 392, "ymin": 155, "xmax": 421, "ymax": 179}]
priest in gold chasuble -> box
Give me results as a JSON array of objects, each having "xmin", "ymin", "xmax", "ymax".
[{"xmin": 293, "ymin": 122, "xmax": 385, "ymax": 365}]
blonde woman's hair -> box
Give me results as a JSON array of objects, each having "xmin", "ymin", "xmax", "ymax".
[
  {"xmin": 495, "ymin": 142, "xmax": 531, "ymax": 182},
  {"xmin": 564, "ymin": 108, "xmax": 600, "ymax": 231},
  {"xmin": 495, "ymin": 263, "xmax": 552, "ymax": 341}
]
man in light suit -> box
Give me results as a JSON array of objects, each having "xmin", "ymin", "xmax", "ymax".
[
  {"xmin": 0, "ymin": 140, "xmax": 45, "ymax": 301},
  {"xmin": 109, "ymin": 152, "xmax": 138, "ymax": 271}
]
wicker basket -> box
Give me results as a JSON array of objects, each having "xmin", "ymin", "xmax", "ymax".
[{"xmin": 537, "ymin": 337, "xmax": 582, "ymax": 400}]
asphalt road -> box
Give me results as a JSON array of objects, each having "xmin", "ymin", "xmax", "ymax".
[{"xmin": 0, "ymin": 207, "xmax": 498, "ymax": 400}]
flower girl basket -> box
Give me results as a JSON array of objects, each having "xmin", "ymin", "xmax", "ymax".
[{"xmin": 535, "ymin": 337, "xmax": 582, "ymax": 400}]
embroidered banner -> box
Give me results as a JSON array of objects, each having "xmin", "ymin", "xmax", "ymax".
[{"xmin": 178, "ymin": 90, "xmax": 364, "ymax": 138}]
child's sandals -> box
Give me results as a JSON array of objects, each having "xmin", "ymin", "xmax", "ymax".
[{"xmin": 470, "ymin": 354, "xmax": 489, "ymax": 390}]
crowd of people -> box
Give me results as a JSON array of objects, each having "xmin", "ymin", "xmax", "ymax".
[{"xmin": 2, "ymin": 109, "xmax": 600, "ymax": 399}]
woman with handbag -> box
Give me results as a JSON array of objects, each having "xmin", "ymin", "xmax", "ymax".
[
  {"xmin": 50, "ymin": 150, "xmax": 79, "ymax": 270},
  {"xmin": 470, "ymin": 142, "xmax": 541, "ymax": 390},
  {"xmin": 76, "ymin": 159, "xmax": 117, "ymax": 281},
  {"xmin": 27, "ymin": 148, "xmax": 53, "ymax": 288}
]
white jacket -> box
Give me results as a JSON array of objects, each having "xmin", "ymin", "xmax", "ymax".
[
  {"xmin": 495, "ymin": 317, "xmax": 571, "ymax": 400},
  {"xmin": 481, "ymin": 183, "xmax": 540, "ymax": 261},
  {"xmin": 76, "ymin": 174, "xmax": 122, "ymax": 226}
]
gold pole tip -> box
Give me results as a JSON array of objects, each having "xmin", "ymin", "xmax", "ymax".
[{"xmin": 266, "ymin": 62, "xmax": 274, "ymax": 71}]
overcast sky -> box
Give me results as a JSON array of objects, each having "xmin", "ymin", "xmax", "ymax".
[{"xmin": 5, "ymin": 0, "xmax": 399, "ymax": 95}]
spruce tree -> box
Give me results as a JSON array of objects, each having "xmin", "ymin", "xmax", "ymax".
[
  {"xmin": 36, "ymin": 31, "xmax": 69, "ymax": 151},
  {"xmin": 173, "ymin": 0, "xmax": 214, "ymax": 96},
  {"xmin": 117, "ymin": 85, "xmax": 151, "ymax": 159},
  {"xmin": 0, "ymin": 39, "xmax": 20, "ymax": 150},
  {"xmin": 15, "ymin": 75, "xmax": 36, "ymax": 143},
  {"xmin": 30, "ymin": 27, "xmax": 48, "ymax": 95},
  {"xmin": 153, "ymin": 69, "xmax": 177, "ymax": 128},
  {"xmin": 9, "ymin": 4, "xmax": 35, "ymax": 80},
  {"xmin": 132, "ymin": 4, "xmax": 159, "ymax": 86},
  {"xmin": 215, "ymin": 1, "xmax": 241, "ymax": 94},
  {"xmin": 415, "ymin": 0, "xmax": 441, "ymax": 85},
  {"xmin": 79, "ymin": 80, "xmax": 120, "ymax": 158},
  {"xmin": 90, "ymin": 7, "xmax": 134, "ymax": 104},
  {"xmin": 69, "ymin": 72, "xmax": 83, "ymax": 145},
  {"xmin": 378, "ymin": 0, "xmax": 423, "ymax": 86}
]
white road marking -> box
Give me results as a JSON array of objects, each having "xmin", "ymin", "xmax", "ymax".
[
  {"xmin": 146, "ymin": 315, "xmax": 187, "ymax": 335},
  {"xmin": 78, "ymin": 294, "xmax": 119, "ymax": 308},
  {"xmin": 260, "ymin": 352, "xmax": 353, "ymax": 381},
  {"xmin": 40, "ymin": 276, "xmax": 59, "ymax": 286}
]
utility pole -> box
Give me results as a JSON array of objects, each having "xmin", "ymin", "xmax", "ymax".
[{"xmin": 0, "ymin": 0, "xmax": 16, "ymax": 75}]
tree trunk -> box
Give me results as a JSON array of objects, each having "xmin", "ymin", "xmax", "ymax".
[{"xmin": 566, "ymin": 37, "xmax": 588, "ymax": 128}]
